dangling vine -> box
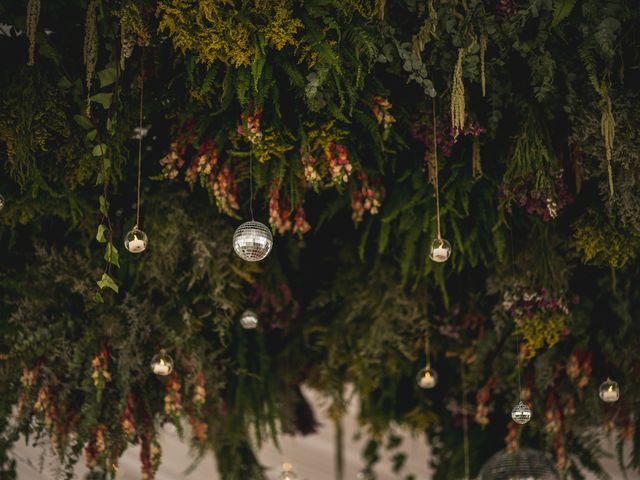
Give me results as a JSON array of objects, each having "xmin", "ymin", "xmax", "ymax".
[
  {"xmin": 480, "ymin": 33, "xmax": 487, "ymax": 97},
  {"xmin": 599, "ymin": 83, "xmax": 615, "ymax": 197},
  {"xmin": 83, "ymin": 0, "xmax": 99, "ymax": 117},
  {"xmin": 26, "ymin": 0, "xmax": 41, "ymax": 66},
  {"xmin": 451, "ymin": 47, "xmax": 466, "ymax": 140}
]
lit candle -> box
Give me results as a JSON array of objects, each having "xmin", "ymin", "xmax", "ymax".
[
  {"xmin": 432, "ymin": 247, "xmax": 448, "ymax": 261},
  {"xmin": 153, "ymin": 359, "xmax": 170, "ymax": 375},
  {"xmin": 128, "ymin": 235, "xmax": 146, "ymax": 253},
  {"xmin": 602, "ymin": 386, "xmax": 619, "ymax": 402}
]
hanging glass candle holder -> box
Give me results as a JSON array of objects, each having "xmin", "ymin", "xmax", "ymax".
[
  {"xmin": 599, "ymin": 378, "xmax": 620, "ymax": 403},
  {"xmin": 124, "ymin": 227, "xmax": 148, "ymax": 253},
  {"xmin": 429, "ymin": 237, "xmax": 451, "ymax": 263},
  {"xmin": 150, "ymin": 351, "xmax": 174, "ymax": 376},
  {"xmin": 0, "ymin": 193, "xmax": 5, "ymax": 211},
  {"xmin": 233, "ymin": 220, "xmax": 273, "ymax": 261},
  {"xmin": 416, "ymin": 364, "xmax": 438, "ymax": 389},
  {"xmin": 511, "ymin": 400, "xmax": 532, "ymax": 424},
  {"xmin": 279, "ymin": 463, "xmax": 298, "ymax": 480},
  {"xmin": 240, "ymin": 309, "xmax": 259, "ymax": 329}
]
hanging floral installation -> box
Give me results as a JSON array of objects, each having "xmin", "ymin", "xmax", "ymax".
[{"xmin": 1, "ymin": 1, "xmax": 640, "ymax": 479}]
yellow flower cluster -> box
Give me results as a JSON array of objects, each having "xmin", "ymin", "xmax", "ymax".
[
  {"xmin": 157, "ymin": 0, "xmax": 303, "ymax": 66},
  {"xmin": 516, "ymin": 312, "xmax": 567, "ymax": 359},
  {"xmin": 574, "ymin": 215, "xmax": 640, "ymax": 269}
]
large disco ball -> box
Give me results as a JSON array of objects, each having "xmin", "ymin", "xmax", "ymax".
[
  {"xmin": 480, "ymin": 448, "xmax": 560, "ymax": 480},
  {"xmin": 232, "ymin": 221, "xmax": 273, "ymax": 262}
]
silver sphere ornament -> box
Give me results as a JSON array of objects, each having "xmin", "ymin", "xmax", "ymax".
[
  {"xmin": 429, "ymin": 237, "xmax": 452, "ymax": 263},
  {"xmin": 599, "ymin": 378, "xmax": 620, "ymax": 403},
  {"xmin": 511, "ymin": 400, "xmax": 532, "ymax": 425},
  {"xmin": 279, "ymin": 463, "xmax": 298, "ymax": 480},
  {"xmin": 240, "ymin": 309, "xmax": 259, "ymax": 329},
  {"xmin": 233, "ymin": 221, "xmax": 273, "ymax": 262},
  {"xmin": 416, "ymin": 365, "xmax": 438, "ymax": 389},
  {"xmin": 479, "ymin": 447, "xmax": 560, "ymax": 480},
  {"xmin": 124, "ymin": 227, "xmax": 148, "ymax": 253},
  {"xmin": 150, "ymin": 352, "xmax": 174, "ymax": 376},
  {"xmin": 0, "ymin": 194, "xmax": 5, "ymax": 211}
]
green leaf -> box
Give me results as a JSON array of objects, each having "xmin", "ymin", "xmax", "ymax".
[
  {"xmin": 57, "ymin": 76, "xmax": 72, "ymax": 89},
  {"xmin": 96, "ymin": 273, "xmax": 119, "ymax": 293},
  {"xmin": 92, "ymin": 144, "xmax": 107, "ymax": 156},
  {"xmin": 104, "ymin": 243, "xmax": 120, "ymax": 267},
  {"xmin": 93, "ymin": 291, "xmax": 104, "ymax": 304},
  {"xmin": 74, "ymin": 115, "xmax": 93, "ymax": 130},
  {"xmin": 96, "ymin": 224, "xmax": 107, "ymax": 243},
  {"xmin": 86, "ymin": 129, "xmax": 97, "ymax": 142},
  {"xmin": 552, "ymin": 0, "xmax": 577, "ymax": 26},
  {"xmin": 99, "ymin": 195, "xmax": 109, "ymax": 216},
  {"xmin": 97, "ymin": 66, "xmax": 117, "ymax": 88},
  {"xmin": 89, "ymin": 92, "xmax": 113, "ymax": 109}
]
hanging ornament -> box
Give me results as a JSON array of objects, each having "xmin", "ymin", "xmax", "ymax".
[
  {"xmin": 479, "ymin": 447, "xmax": 560, "ymax": 480},
  {"xmin": 429, "ymin": 237, "xmax": 452, "ymax": 263},
  {"xmin": 233, "ymin": 221, "xmax": 273, "ymax": 261},
  {"xmin": 510, "ymin": 335, "xmax": 531, "ymax": 424},
  {"xmin": 416, "ymin": 334, "xmax": 437, "ymax": 389},
  {"xmin": 239, "ymin": 309, "xmax": 259, "ymax": 329},
  {"xmin": 279, "ymin": 462, "xmax": 298, "ymax": 480},
  {"xmin": 599, "ymin": 377, "xmax": 620, "ymax": 403},
  {"xmin": 416, "ymin": 365, "xmax": 438, "ymax": 389},
  {"xmin": 233, "ymin": 149, "xmax": 273, "ymax": 262},
  {"xmin": 429, "ymin": 98, "xmax": 451, "ymax": 263},
  {"xmin": 124, "ymin": 227, "xmax": 148, "ymax": 253},
  {"xmin": 0, "ymin": 193, "xmax": 5, "ymax": 211},
  {"xmin": 511, "ymin": 400, "xmax": 532, "ymax": 425},
  {"xmin": 125, "ymin": 60, "xmax": 148, "ymax": 254},
  {"xmin": 150, "ymin": 351, "xmax": 174, "ymax": 376}
]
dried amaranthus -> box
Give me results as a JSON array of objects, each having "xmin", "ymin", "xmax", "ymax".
[{"xmin": 26, "ymin": 0, "xmax": 41, "ymax": 66}]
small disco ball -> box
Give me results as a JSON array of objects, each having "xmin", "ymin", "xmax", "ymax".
[
  {"xmin": 233, "ymin": 220, "xmax": 273, "ymax": 262},
  {"xmin": 479, "ymin": 447, "xmax": 560, "ymax": 480},
  {"xmin": 279, "ymin": 463, "xmax": 298, "ymax": 480},
  {"xmin": 150, "ymin": 352, "xmax": 174, "ymax": 376},
  {"xmin": 240, "ymin": 309, "xmax": 259, "ymax": 329},
  {"xmin": 124, "ymin": 227, "xmax": 148, "ymax": 253},
  {"xmin": 599, "ymin": 377, "xmax": 620, "ymax": 403},
  {"xmin": 0, "ymin": 194, "xmax": 5, "ymax": 211},
  {"xmin": 511, "ymin": 400, "xmax": 532, "ymax": 425},
  {"xmin": 429, "ymin": 237, "xmax": 452, "ymax": 263},
  {"xmin": 416, "ymin": 365, "xmax": 438, "ymax": 389}
]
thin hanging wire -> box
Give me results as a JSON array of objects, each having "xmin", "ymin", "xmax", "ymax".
[
  {"xmin": 135, "ymin": 55, "xmax": 144, "ymax": 228},
  {"xmin": 461, "ymin": 362, "xmax": 470, "ymax": 480},
  {"xmin": 424, "ymin": 332, "xmax": 431, "ymax": 367},
  {"xmin": 516, "ymin": 334, "xmax": 522, "ymax": 400},
  {"xmin": 249, "ymin": 148, "xmax": 255, "ymax": 220},
  {"xmin": 509, "ymin": 225, "xmax": 522, "ymax": 401},
  {"xmin": 432, "ymin": 97, "xmax": 442, "ymax": 240}
]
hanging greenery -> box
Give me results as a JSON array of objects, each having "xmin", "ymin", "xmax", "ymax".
[{"xmin": 1, "ymin": 0, "xmax": 640, "ymax": 479}]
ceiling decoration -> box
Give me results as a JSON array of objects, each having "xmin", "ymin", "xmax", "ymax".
[{"xmin": 0, "ymin": 1, "xmax": 639, "ymax": 479}]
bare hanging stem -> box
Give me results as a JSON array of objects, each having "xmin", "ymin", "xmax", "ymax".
[
  {"xmin": 461, "ymin": 362, "xmax": 470, "ymax": 480},
  {"xmin": 249, "ymin": 149, "xmax": 255, "ymax": 220},
  {"xmin": 432, "ymin": 97, "xmax": 442, "ymax": 240},
  {"xmin": 136, "ymin": 56, "xmax": 144, "ymax": 228}
]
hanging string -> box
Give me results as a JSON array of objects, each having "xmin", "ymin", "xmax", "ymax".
[
  {"xmin": 508, "ymin": 222, "xmax": 522, "ymax": 401},
  {"xmin": 516, "ymin": 334, "xmax": 522, "ymax": 400},
  {"xmin": 135, "ymin": 54, "xmax": 144, "ymax": 229},
  {"xmin": 461, "ymin": 362, "xmax": 470, "ymax": 480},
  {"xmin": 249, "ymin": 149, "xmax": 255, "ymax": 221},
  {"xmin": 432, "ymin": 96, "xmax": 442, "ymax": 240}
]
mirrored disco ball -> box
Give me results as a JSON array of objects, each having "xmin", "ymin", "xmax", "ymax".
[
  {"xmin": 480, "ymin": 448, "xmax": 560, "ymax": 480},
  {"xmin": 233, "ymin": 221, "xmax": 273, "ymax": 262}
]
